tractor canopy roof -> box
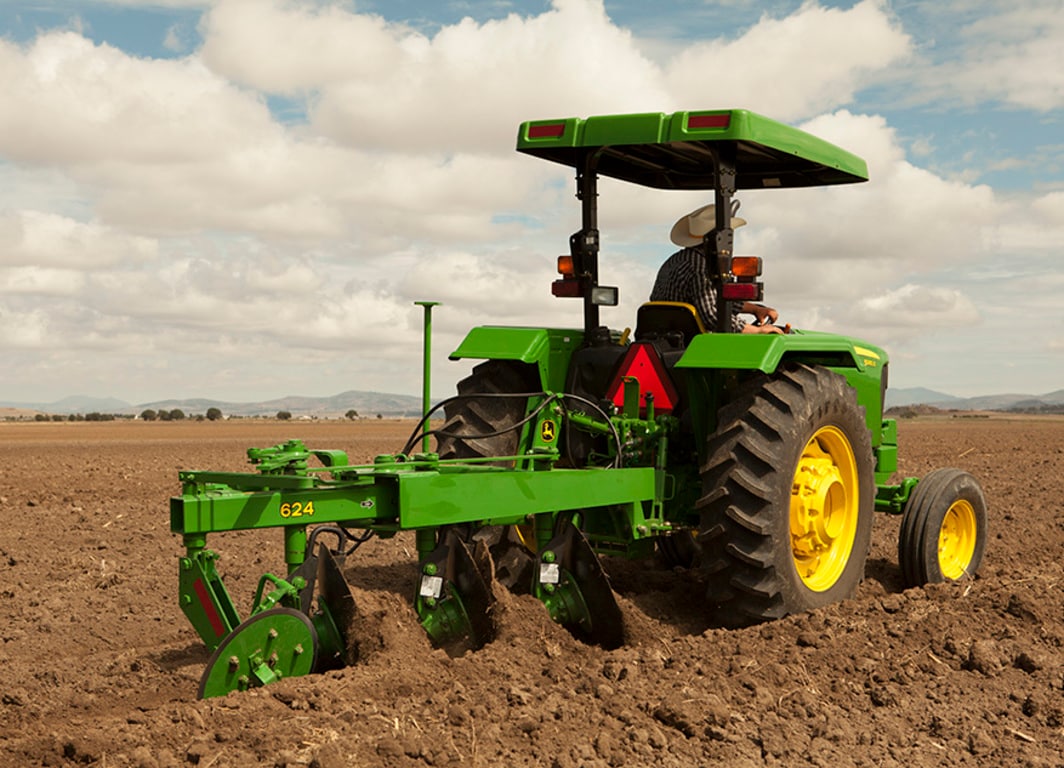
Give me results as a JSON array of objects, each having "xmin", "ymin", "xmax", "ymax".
[{"xmin": 516, "ymin": 109, "xmax": 868, "ymax": 190}]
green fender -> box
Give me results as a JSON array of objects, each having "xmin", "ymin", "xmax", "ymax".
[
  {"xmin": 448, "ymin": 326, "xmax": 586, "ymax": 393},
  {"xmin": 676, "ymin": 329, "xmax": 889, "ymax": 443},
  {"xmin": 677, "ymin": 329, "xmax": 885, "ymax": 371}
]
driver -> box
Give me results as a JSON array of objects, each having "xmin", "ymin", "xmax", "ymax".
[{"xmin": 650, "ymin": 203, "xmax": 782, "ymax": 334}]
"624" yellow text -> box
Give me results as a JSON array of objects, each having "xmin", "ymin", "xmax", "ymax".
[{"xmin": 279, "ymin": 501, "xmax": 315, "ymax": 518}]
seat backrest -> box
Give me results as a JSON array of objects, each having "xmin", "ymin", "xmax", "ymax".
[{"xmin": 635, "ymin": 301, "xmax": 706, "ymax": 346}]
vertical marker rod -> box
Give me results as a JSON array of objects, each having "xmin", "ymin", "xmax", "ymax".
[{"xmin": 414, "ymin": 301, "xmax": 440, "ymax": 453}]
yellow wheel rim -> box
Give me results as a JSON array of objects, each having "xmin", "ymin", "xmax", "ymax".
[
  {"xmin": 514, "ymin": 523, "xmax": 538, "ymax": 552},
  {"xmin": 790, "ymin": 426, "xmax": 859, "ymax": 592},
  {"xmin": 938, "ymin": 499, "xmax": 978, "ymax": 580}
]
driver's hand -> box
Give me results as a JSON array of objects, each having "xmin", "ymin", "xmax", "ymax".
[
  {"xmin": 747, "ymin": 303, "xmax": 779, "ymax": 326},
  {"xmin": 742, "ymin": 323, "xmax": 784, "ymax": 335}
]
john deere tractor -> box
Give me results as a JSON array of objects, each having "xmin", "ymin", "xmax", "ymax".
[{"xmin": 170, "ymin": 109, "xmax": 987, "ymax": 698}]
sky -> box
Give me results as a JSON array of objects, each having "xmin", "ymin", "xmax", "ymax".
[{"xmin": 0, "ymin": 0, "xmax": 1061, "ymax": 406}]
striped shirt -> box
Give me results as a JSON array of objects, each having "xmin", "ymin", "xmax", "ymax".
[{"xmin": 649, "ymin": 246, "xmax": 745, "ymax": 333}]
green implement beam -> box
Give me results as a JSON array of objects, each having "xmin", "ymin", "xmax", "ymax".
[
  {"xmin": 172, "ymin": 466, "xmax": 659, "ymax": 536},
  {"xmin": 397, "ymin": 467, "xmax": 658, "ymax": 528},
  {"xmin": 172, "ymin": 481, "xmax": 398, "ymax": 535}
]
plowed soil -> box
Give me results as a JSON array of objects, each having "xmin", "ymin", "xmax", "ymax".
[{"xmin": 0, "ymin": 416, "xmax": 1062, "ymax": 767}]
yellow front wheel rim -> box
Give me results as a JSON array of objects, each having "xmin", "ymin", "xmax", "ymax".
[
  {"xmin": 790, "ymin": 426, "xmax": 860, "ymax": 592},
  {"xmin": 938, "ymin": 500, "xmax": 978, "ymax": 580}
]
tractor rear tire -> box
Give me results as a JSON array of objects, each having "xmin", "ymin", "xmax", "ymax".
[
  {"xmin": 435, "ymin": 360, "xmax": 540, "ymax": 466},
  {"xmin": 898, "ymin": 468, "xmax": 987, "ymax": 587},
  {"xmin": 436, "ymin": 360, "xmax": 541, "ymax": 590},
  {"xmin": 698, "ymin": 363, "xmax": 875, "ymax": 626}
]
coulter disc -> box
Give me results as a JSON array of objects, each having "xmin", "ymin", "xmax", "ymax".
[{"xmin": 198, "ymin": 607, "xmax": 318, "ymax": 699}]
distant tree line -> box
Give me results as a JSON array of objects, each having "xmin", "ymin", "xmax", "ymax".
[
  {"xmin": 24, "ymin": 408, "xmax": 407, "ymax": 422},
  {"xmin": 33, "ymin": 412, "xmax": 133, "ymax": 422},
  {"xmin": 29, "ymin": 408, "xmax": 228, "ymax": 421}
]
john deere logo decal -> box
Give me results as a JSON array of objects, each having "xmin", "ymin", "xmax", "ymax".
[{"xmin": 540, "ymin": 419, "xmax": 556, "ymax": 443}]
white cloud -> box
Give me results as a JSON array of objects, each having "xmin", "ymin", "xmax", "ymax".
[
  {"xmin": 663, "ymin": 1, "xmax": 911, "ymax": 121},
  {"xmin": 1032, "ymin": 190, "xmax": 1064, "ymax": 226},
  {"xmin": 0, "ymin": 210, "xmax": 157, "ymax": 268},
  {"xmin": 854, "ymin": 283, "xmax": 980, "ymax": 328},
  {"xmin": 714, "ymin": 111, "xmax": 998, "ymax": 330},
  {"xmin": 0, "ymin": 267, "xmax": 86, "ymax": 297},
  {"xmin": 940, "ymin": 6, "xmax": 1064, "ymax": 111},
  {"xmin": 893, "ymin": 1, "xmax": 1064, "ymax": 112},
  {"xmin": 0, "ymin": 28, "xmax": 565, "ymax": 244},
  {"xmin": 87, "ymin": 0, "xmax": 210, "ymax": 6},
  {"xmin": 0, "ymin": 307, "xmax": 51, "ymax": 348},
  {"xmin": 199, "ymin": 0, "xmax": 412, "ymax": 94},
  {"xmin": 163, "ymin": 24, "xmax": 188, "ymax": 53},
  {"xmin": 203, "ymin": 0, "xmax": 669, "ymax": 152},
  {"xmin": 0, "ymin": 33, "xmax": 268, "ymax": 167},
  {"xmin": 0, "ymin": 0, "xmax": 1059, "ymax": 402}
]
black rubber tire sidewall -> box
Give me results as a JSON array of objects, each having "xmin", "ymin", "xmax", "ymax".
[
  {"xmin": 698, "ymin": 363, "xmax": 876, "ymax": 625},
  {"xmin": 898, "ymin": 468, "xmax": 988, "ymax": 587},
  {"xmin": 435, "ymin": 360, "xmax": 539, "ymax": 465}
]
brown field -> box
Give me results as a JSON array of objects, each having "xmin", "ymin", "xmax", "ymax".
[{"xmin": 0, "ymin": 416, "xmax": 1062, "ymax": 767}]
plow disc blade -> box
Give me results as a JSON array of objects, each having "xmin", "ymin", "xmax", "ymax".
[
  {"xmin": 537, "ymin": 521, "xmax": 624, "ymax": 649},
  {"xmin": 417, "ymin": 529, "xmax": 496, "ymax": 654},
  {"xmin": 315, "ymin": 545, "xmax": 359, "ymax": 668},
  {"xmin": 198, "ymin": 607, "xmax": 318, "ymax": 699}
]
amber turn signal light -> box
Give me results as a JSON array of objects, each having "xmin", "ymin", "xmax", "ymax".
[{"xmin": 730, "ymin": 256, "xmax": 762, "ymax": 278}]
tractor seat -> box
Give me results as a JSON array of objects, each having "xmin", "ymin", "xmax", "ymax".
[{"xmin": 635, "ymin": 301, "xmax": 706, "ymax": 347}]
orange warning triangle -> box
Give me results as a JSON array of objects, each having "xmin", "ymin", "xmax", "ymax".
[{"xmin": 605, "ymin": 342, "xmax": 679, "ymax": 414}]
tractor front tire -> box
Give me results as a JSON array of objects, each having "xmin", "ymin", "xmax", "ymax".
[
  {"xmin": 698, "ymin": 364, "xmax": 875, "ymax": 626},
  {"xmin": 898, "ymin": 468, "xmax": 987, "ymax": 587}
]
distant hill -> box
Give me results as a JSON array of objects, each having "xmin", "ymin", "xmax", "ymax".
[
  {"xmin": 0, "ymin": 390, "xmax": 424, "ymax": 418},
  {"xmin": 138, "ymin": 390, "xmax": 424, "ymax": 418},
  {"xmin": 886, "ymin": 387, "xmax": 1064, "ymax": 412},
  {"xmin": 885, "ymin": 387, "xmax": 962, "ymax": 409}
]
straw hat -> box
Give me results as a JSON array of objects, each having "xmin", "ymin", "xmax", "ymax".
[{"xmin": 669, "ymin": 204, "xmax": 747, "ymax": 247}]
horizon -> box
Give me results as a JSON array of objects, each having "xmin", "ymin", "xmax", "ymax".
[
  {"xmin": 6, "ymin": 382, "xmax": 1064, "ymax": 416},
  {"xmin": 0, "ymin": 1, "xmax": 1061, "ymax": 403}
]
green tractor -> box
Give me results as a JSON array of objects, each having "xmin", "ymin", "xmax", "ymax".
[{"xmin": 170, "ymin": 109, "xmax": 987, "ymax": 698}]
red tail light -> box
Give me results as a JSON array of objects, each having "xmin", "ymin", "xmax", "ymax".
[
  {"xmin": 721, "ymin": 282, "xmax": 762, "ymax": 301},
  {"xmin": 552, "ymin": 278, "xmax": 584, "ymax": 298}
]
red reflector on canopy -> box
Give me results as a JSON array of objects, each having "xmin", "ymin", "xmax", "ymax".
[
  {"xmin": 605, "ymin": 342, "xmax": 679, "ymax": 415},
  {"xmin": 687, "ymin": 113, "xmax": 730, "ymax": 130},
  {"xmin": 528, "ymin": 123, "xmax": 566, "ymax": 139}
]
